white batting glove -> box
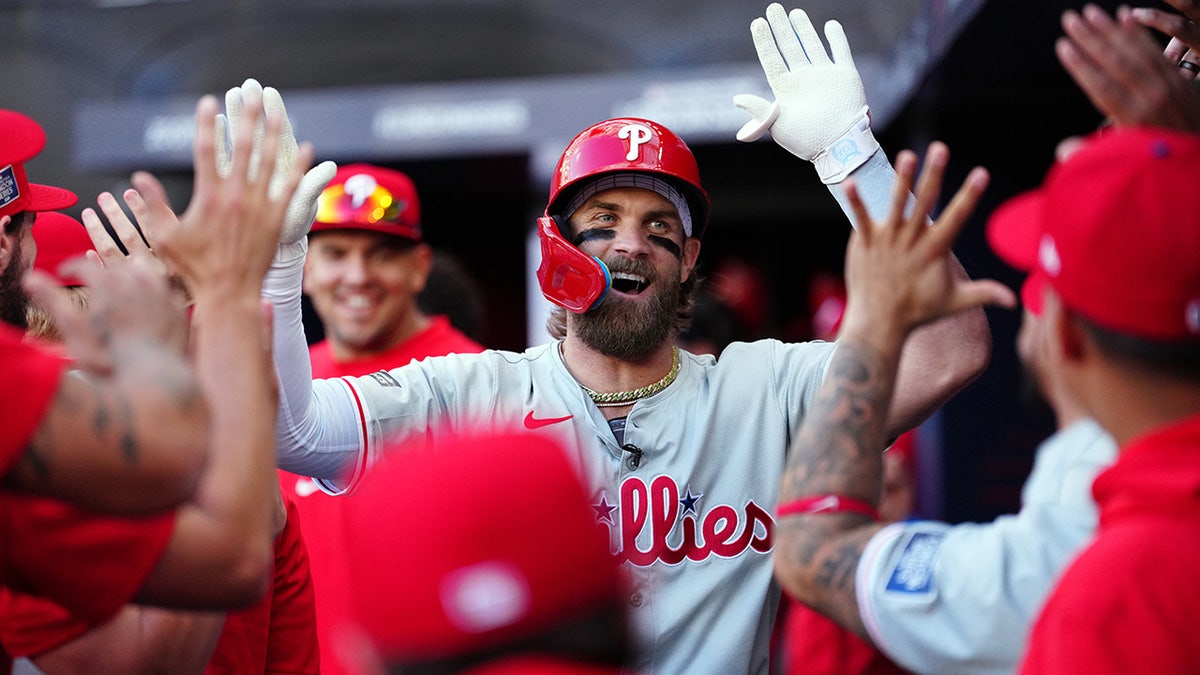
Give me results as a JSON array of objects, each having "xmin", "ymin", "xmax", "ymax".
[
  {"xmin": 734, "ymin": 3, "xmax": 879, "ymax": 183},
  {"xmin": 216, "ymin": 78, "xmax": 337, "ymax": 264}
]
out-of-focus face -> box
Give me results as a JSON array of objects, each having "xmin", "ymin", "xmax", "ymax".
[
  {"xmin": 566, "ymin": 187, "xmax": 700, "ymax": 360},
  {"xmin": 303, "ymin": 229, "xmax": 431, "ymax": 359},
  {"xmin": 1016, "ymin": 306, "xmax": 1047, "ymax": 407}
]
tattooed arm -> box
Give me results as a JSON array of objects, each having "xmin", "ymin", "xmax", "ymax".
[
  {"xmin": 774, "ymin": 143, "xmax": 1013, "ymax": 639},
  {"xmin": 11, "ymin": 254, "xmax": 208, "ymax": 516}
]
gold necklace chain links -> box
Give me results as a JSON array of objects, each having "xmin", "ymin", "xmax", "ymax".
[{"xmin": 581, "ymin": 346, "xmax": 681, "ymax": 407}]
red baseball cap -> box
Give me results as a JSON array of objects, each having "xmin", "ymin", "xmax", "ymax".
[
  {"xmin": 311, "ymin": 163, "xmax": 422, "ymax": 241},
  {"xmin": 339, "ymin": 431, "xmax": 625, "ymax": 664},
  {"xmin": 0, "ymin": 111, "xmax": 78, "ymax": 220},
  {"xmin": 987, "ymin": 127, "xmax": 1200, "ymax": 340},
  {"xmin": 33, "ymin": 212, "xmax": 96, "ymax": 287}
]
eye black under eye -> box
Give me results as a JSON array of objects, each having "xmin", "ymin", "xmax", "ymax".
[
  {"xmin": 648, "ymin": 234, "xmax": 682, "ymax": 259},
  {"xmin": 574, "ymin": 229, "xmax": 615, "ymax": 246}
]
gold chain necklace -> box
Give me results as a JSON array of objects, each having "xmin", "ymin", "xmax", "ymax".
[{"xmin": 578, "ymin": 346, "xmax": 681, "ymax": 408}]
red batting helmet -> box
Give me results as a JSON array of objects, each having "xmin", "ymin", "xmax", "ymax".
[
  {"xmin": 312, "ymin": 164, "xmax": 422, "ymax": 241},
  {"xmin": 546, "ymin": 118, "xmax": 710, "ymax": 239},
  {"xmin": 537, "ymin": 118, "xmax": 710, "ymax": 313}
]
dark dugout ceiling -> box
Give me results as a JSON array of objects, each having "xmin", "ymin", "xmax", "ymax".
[{"xmin": 1, "ymin": 0, "xmax": 982, "ymax": 178}]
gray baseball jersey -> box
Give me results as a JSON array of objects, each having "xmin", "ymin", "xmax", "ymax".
[
  {"xmin": 277, "ymin": 339, "xmax": 834, "ymax": 674},
  {"xmin": 264, "ymin": 145, "xmax": 898, "ymax": 673},
  {"xmin": 856, "ymin": 418, "xmax": 1117, "ymax": 675}
]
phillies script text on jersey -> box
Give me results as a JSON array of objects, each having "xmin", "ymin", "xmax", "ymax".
[{"xmin": 593, "ymin": 475, "xmax": 775, "ymax": 565}]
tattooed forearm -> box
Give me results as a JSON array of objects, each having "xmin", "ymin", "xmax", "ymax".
[
  {"xmin": 773, "ymin": 337, "xmax": 897, "ymax": 635},
  {"xmin": 815, "ymin": 536, "xmax": 865, "ymax": 591},
  {"xmin": 782, "ymin": 338, "xmax": 896, "ymax": 501}
]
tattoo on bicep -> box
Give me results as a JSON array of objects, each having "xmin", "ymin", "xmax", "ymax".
[
  {"xmin": 15, "ymin": 381, "xmax": 87, "ymax": 485},
  {"xmin": 88, "ymin": 384, "xmax": 140, "ymax": 465},
  {"xmin": 118, "ymin": 393, "xmax": 138, "ymax": 464}
]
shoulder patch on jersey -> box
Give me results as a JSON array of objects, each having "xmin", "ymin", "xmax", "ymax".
[
  {"xmin": 883, "ymin": 530, "xmax": 944, "ymax": 597},
  {"xmin": 367, "ymin": 370, "xmax": 401, "ymax": 387}
]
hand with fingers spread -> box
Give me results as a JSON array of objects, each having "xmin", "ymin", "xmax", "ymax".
[
  {"xmin": 1057, "ymin": 4, "xmax": 1200, "ymax": 134},
  {"xmin": 217, "ymin": 78, "xmax": 336, "ymax": 264},
  {"xmin": 141, "ymin": 93, "xmax": 314, "ymax": 304},
  {"xmin": 734, "ymin": 3, "xmax": 879, "ymax": 183},
  {"xmin": 840, "ymin": 142, "xmax": 1015, "ymax": 347}
]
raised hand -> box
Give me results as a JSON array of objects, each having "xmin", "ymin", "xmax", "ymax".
[
  {"xmin": 140, "ymin": 92, "xmax": 313, "ymax": 305},
  {"xmin": 734, "ymin": 3, "xmax": 879, "ymax": 183},
  {"xmin": 840, "ymin": 142, "xmax": 1014, "ymax": 345},
  {"xmin": 217, "ymin": 78, "xmax": 336, "ymax": 263},
  {"xmin": 1058, "ymin": 5, "xmax": 1200, "ymax": 134}
]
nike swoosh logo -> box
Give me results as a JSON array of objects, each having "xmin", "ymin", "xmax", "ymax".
[
  {"xmin": 808, "ymin": 495, "xmax": 840, "ymax": 513},
  {"xmin": 524, "ymin": 411, "xmax": 573, "ymax": 429},
  {"xmin": 294, "ymin": 478, "xmax": 321, "ymax": 498}
]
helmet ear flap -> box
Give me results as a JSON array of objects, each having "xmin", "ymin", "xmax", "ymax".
[{"xmin": 535, "ymin": 215, "xmax": 610, "ymax": 314}]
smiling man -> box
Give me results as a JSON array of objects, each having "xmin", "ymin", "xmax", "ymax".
[
  {"xmin": 277, "ymin": 162, "xmax": 482, "ymax": 675},
  {"xmin": 255, "ymin": 104, "xmax": 996, "ymax": 673}
]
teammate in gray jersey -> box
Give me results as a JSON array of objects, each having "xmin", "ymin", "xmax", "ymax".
[
  {"xmin": 243, "ymin": 8, "xmax": 994, "ymax": 672},
  {"xmin": 766, "ymin": 3, "xmax": 1200, "ymax": 673}
]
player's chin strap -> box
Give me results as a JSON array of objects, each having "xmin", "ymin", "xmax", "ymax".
[{"xmin": 535, "ymin": 215, "xmax": 611, "ymax": 313}]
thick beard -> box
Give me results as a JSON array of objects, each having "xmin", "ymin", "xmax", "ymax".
[
  {"xmin": 572, "ymin": 257, "xmax": 680, "ymax": 361},
  {"xmin": 0, "ymin": 238, "xmax": 29, "ymax": 331}
]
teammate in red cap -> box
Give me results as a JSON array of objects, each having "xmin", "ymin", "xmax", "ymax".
[
  {"xmin": 0, "ymin": 108, "xmax": 208, "ymax": 515},
  {"xmin": 279, "ymin": 162, "xmax": 483, "ymax": 675},
  {"xmin": 0, "ymin": 93, "xmax": 318, "ymax": 674},
  {"xmin": 1, "ymin": 199, "xmax": 318, "ymax": 673},
  {"xmin": 336, "ymin": 431, "xmax": 630, "ymax": 674},
  {"xmin": 24, "ymin": 212, "xmax": 95, "ymax": 344},
  {"xmin": 258, "ymin": 59, "xmax": 993, "ymax": 669},
  {"xmin": 992, "ymin": 127, "xmax": 1200, "ymax": 674}
]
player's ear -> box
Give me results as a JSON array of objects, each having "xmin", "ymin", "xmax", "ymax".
[
  {"xmin": 1043, "ymin": 289, "xmax": 1086, "ymax": 364},
  {"xmin": 411, "ymin": 243, "xmax": 434, "ymax": 294},
  {"xmin": 680, "ymin": 238, "xmax": 701, "ymax": 283}
]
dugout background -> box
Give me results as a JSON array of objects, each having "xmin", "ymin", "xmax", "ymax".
[{"xmin": 1, "ymin": 0, "xmax": 1127, "ymax": 524}]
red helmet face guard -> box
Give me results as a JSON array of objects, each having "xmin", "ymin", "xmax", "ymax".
[{"xmin": 536, "ymin": 215, "xmax": 610, "ymax": 314}]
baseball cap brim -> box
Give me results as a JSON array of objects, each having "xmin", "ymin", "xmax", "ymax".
[
  {"xmin": 26, "ymin": 183, "xmax": 78, "ymax": 213},
  {"xmin": 987, "ymin": 185, "xmax": 1052, "ymax": 316},
  {"xmin": 986, "ymin": 189, "xmax": 1045, "ymax": 273},
  {"xmin": 308, "ymin": 220, "xmax": 422, "ymax": 241}
]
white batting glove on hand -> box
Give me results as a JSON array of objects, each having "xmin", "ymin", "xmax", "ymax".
[
  {"xmin": 734, "ymin": 3, "xmax": 879, "ymax": 183},
  {"xmin": 216, "ymin": 78, "xmax": 337, "ymax": 264}
]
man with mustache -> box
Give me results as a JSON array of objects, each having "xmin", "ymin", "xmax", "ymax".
[{"xmin": 250, "ymin": 85, "xmax": 994, "ymax": 671}]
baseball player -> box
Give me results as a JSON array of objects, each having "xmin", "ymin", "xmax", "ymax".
[
  {"xmin": 769, "ymin": 4, "xmax": 1200, "ymax": 673},
  {"xmin": 1000, "ymin": 127, "xmax": 1200, "ymax": 673},
  {"xmin": 279, "ymin": 161, "xmax": 484, "ymax": 675},
  {"xmin": 0, "ymin": 196, "xmax": 319, "ymax": 674},
  {"xmin": 0, "ymin": 89, "xmax": 312, "ymax": 661},
  {"xmin": 246, "ymin": 30, "xmax": 993, "ymax": 668},
  {"xmin": 0, "ymin": 110, "xmax": 207, "ymax": 517}
]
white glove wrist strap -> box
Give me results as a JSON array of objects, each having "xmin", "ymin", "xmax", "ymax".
[{"xmin": 812, "ymin": 111, "xmax": 879, "ymax": 184}]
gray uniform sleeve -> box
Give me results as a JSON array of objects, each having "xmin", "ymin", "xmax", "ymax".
[
  {"xmin": 263, "ymin": 256, "xmax": 366, "ymax": 481},
  {"xmin": 854, "ymin": 422, "xmax": 1116, "ymax": 675},
  {"xmin": 826, "ymin": 149, "xmax": 904, "ymax": 228}
]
